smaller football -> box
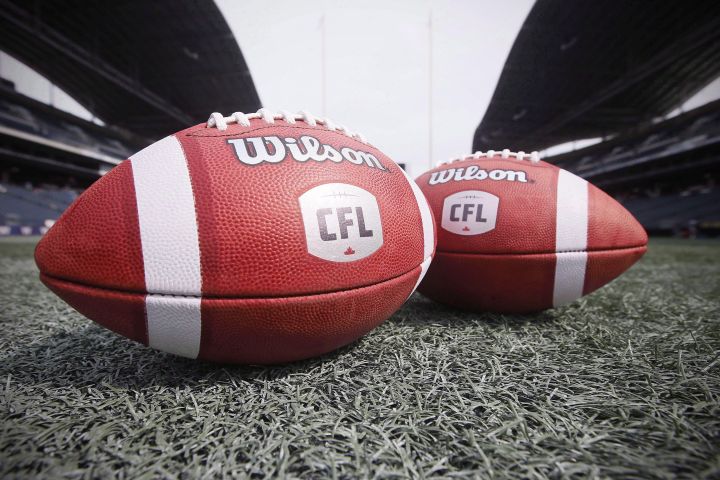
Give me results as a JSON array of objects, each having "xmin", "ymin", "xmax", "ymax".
[{"xmin": 415, "ymin": 150, "xmax": 647, "ymax": 313}]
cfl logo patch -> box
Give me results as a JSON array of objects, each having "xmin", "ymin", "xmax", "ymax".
[
  {"xmin": 299, "ymin": 183, "xmax": 383, "ymax": 262},
  {"xmin": 441, "ymin": 190, "xmax": 499, "ymax": 235}
]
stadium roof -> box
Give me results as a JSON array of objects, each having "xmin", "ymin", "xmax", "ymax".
[
  {"xmin": 473, "ymin": 0, "xmax": 720, "ymax": 153},
  {"xmin": 0, "ymin": 0, "xmax": 261, "ymax": 139}
]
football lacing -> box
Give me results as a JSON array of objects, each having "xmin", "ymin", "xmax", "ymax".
[
  {"xmin": 206, "ymin": 108, "xmax": 367, "ymax": 143},
  {"xmin": 443, "ymin": 149, "xmax": 541, "ymax": 165}
]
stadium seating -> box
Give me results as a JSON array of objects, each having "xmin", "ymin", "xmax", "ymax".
[
  {"xmin": 622, "ymin": 189, "xmax": 720, "ymax": 233},
  {"xmin": 0, "ymin": 183, "xmax": 77, "ymax": 235},
  {"xmin": 554, "ymin": 102, "xmax": 720, "ymax": 181}
]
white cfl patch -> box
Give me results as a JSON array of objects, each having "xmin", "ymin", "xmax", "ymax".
[
  {"xmin": 441, "ymin": 190, "xmax": 499, "ymax": 236},
  {"xmin": 299, "ymin": 183, "xmax": 383, "ymax": 262}
]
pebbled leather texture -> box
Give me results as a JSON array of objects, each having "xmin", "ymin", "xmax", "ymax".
[
  {"xmin": 416, "ymin": 155, "xmax": 648, "ymax": 312},
  {"xmin": 418, "ymin": 247, "xmax": 646, "ymax": 313},
  {"xmin": 40, "ymin": 265, "xmax": 420, "ymax": 364},
  {"xmin": 179, "ymin": 121, "xmax": 426, "ymax": 297},
  {"xmin": 35, "ymin": 117, "xmax": 435, "ymax": 363},
  {"xmin": 35, "ymin": 161, "xmax": 145, "ymax": 293}
]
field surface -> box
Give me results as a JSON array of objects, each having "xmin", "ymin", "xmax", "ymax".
[{"xmin": 1, "ymin": 237, "xmax": 719, "ymax": 479}]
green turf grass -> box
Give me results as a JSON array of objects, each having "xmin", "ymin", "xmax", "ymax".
[{"xmin": 1, "ymin": 238, "xmax": 718, "ymax": 478}]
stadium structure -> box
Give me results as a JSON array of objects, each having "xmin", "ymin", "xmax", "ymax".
[
  {"xmin": 0, "ymin": 0, "xmax": 260, "ymax": 235},
  {"xmin": 473, "ymin": 0, "xmax": 720, "ymax": 237}
]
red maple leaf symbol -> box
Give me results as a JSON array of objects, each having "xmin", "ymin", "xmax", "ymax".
[
  {"xmin": 462, "ymin": 226, "xmax": 470, "ymax": 231},
  {"xmin": 344, "ymin": 246, "xmax": 355, "ymax": 255}
]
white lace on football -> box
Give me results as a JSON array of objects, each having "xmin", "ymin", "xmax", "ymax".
[
  {"xmin": 442, "ymin": 149, "xmax": 540, "ymax": 165},
  {"xmin": 206, "ymin": 108, "xmax": 367, "ymax": 143}
]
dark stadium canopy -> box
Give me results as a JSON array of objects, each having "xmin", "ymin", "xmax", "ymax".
[
  {"xmin": 0, "ymin": 0, "xmax": 261, "ymax": 139},
  {"xmin": 473, "ymin": 0, "xmax": 720, "ymax": 153}
]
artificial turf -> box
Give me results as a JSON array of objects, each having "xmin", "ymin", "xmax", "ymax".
[{"xmin": 0, "ymin": 237, "xmax": 718, "ymax": 479}]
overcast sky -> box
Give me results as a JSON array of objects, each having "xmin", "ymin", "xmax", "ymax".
[{"xmin": 217, "ymin": 0, "xmax": 534, "ymax": 176}]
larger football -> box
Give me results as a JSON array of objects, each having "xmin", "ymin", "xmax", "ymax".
[{"xmin": 35, "ymin": 109, "xmax": 435, "ymax": 363}]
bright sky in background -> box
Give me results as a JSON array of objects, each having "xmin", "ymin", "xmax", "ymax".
[
  {"xmin": 217, "ymin": 0, "xmax": 534, "ymax": 176},
  {"xmin": 2, "ymin": 1, "xmax": 720, "ymax": 176}
]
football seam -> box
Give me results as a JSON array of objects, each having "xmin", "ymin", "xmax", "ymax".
[
  {"xmin": 39, "ymin": 261, "xmax": 425, "ymax": 301},
  {"xmin": 434, "ymin": 244, "xmax": 648, "ymax": 256}
]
